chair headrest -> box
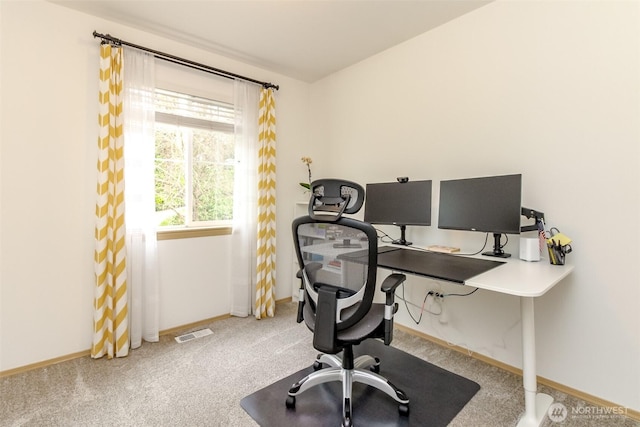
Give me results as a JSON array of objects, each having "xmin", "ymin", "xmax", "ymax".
[{"xmin": 308, "ymin": 179, "xmax": 365, "ymax": 221}]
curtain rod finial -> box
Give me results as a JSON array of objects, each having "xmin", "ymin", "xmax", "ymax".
[{"xmin": 93, "ymin": 31, "xmax": 122, "ymax": 46}]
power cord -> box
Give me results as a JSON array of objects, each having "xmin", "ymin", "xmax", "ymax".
[
  {"xmin": 376, "ymin": 227, "xmax": 506, "ymax": 258},
  {"xmin": 375, "ymin": 227, "xmax": 394, "ymax": 244},
  {"xmin": 397, "ymin": 284, "xmax": 479, "ymax": 325},
  {"xmin": 399, "ymin": 283, "xmax": 433, "ymax": 324},
  {"xmin": 456, "ymin": 233, "xmax": 490, "ymax": 256},
  {"xmin": 440, "ymin": 287, "xmax": 479, "ymax": 298}
]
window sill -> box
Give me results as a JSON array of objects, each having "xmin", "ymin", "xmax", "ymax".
[{"xmin": 157, "ymin": 226, "xmax": 232, "ymax": 241}]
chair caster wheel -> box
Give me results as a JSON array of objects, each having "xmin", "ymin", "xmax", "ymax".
[
  {"xmin": 399, "ymin": 403, "xmax": 410, "ymax": 416},
  {"xmin": 369, "ymin": 356, "xmax": 381, "ymax": 373},
  {"xmin": 313, "ymin": 360, "xmax": 323, "ymax": 371},
  {"xmin": 285, "ymin": 396, "xmax": 296, "ymax": 409}
]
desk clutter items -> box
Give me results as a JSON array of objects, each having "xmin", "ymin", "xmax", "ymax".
[
  {"xmin": 427, "ymin": 245, "xmax": 460, "ymax": 254},
  {"xmin": 519, "ymin": 238, "xmax": 541, "ymax": 262},
  {"xmin": 547, "ymin": 228, "xmax": 572, "ymax": 265}
]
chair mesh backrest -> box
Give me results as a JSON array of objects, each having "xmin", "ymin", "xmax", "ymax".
[{"xmin": 292, "ymin": 215, "xmax": 378, "ymax": 331}]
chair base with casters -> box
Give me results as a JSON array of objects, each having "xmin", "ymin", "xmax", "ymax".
[
  {"xmin": 286, "ymin": 343, "xmax": 409, "ymax": 427},
  {"xmin": 287, "ymin": 273, "xmax": 410, "ymax": 426}
]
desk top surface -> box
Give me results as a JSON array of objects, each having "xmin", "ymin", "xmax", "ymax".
[
  {"xmin": 376, "ymin": 246, "xmax": 574, "ymax": 297},
  {"xmin": 303, "ymin": 241, "xmax": 575, "ymax": 297}
]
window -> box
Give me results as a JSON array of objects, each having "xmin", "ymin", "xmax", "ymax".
[{"xmin": 154, "ymin": 89, "xmax": 235, "ymax": 228}]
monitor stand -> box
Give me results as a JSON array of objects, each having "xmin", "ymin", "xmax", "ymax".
[
  {"xmin": 482, "ymin": 233, "xmax": 511, "ymax": 258},
  {"xmin": 392, "ymin": 225, "xmax": 412, "ymax": 246}
]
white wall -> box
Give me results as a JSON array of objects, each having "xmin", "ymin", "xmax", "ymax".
[
  {"xmin": 310, "ymin": 0, "xmax": 639, "ymax": 411},
  {"xmin": 2, "ymin": 0, "xmax": 638, "ymax": 414},
  {"xmin": 0, "ymin": 1, "xmax": 310, "ymax": 371}
]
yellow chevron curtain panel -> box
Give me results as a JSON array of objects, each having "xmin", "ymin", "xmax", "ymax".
[
  {"xmin": 255, "ymin": 88, "xmax": 277, "ymax": 319},
  {"xmin": 92, "ymin": 44, "xmax": 129, "ymax": 359}
]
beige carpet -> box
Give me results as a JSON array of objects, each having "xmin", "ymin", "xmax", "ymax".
[{"xmin": 1, "ymin": 302, "xmax": 636, "ymax": 426}]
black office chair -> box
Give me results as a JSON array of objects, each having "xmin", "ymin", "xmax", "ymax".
[{"xmin": 287, "ymin": 178, "xmax": 409, "ymax": 427}]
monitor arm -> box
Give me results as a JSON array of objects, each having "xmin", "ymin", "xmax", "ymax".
[{"xmin": 521, "ymin": 207, "xmax": 545, "ymax": 232}]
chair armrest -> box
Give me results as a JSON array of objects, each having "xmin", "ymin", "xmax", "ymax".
[
  {"xmin": 295, "ymin": 262, "xmax": 323, "ymax": 323},
  {"xmin": 313, "ymin": 286, "xmax": 340, "ymax": 354},
  {"xmin": 381, "ymin": 273, "xmax": 406, "ymax": 293},
  {"xmin": 381, "ymin": 273, "xmax": 406, "ymax": 305},
  {"xmin": 294, "ymin": 269, "xmax": 304, "ymax": 323},
  {"xmin": 380, "ymin": 273, "xmax": 405, "ymax": 345}
]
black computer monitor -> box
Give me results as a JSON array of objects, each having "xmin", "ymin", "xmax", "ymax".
[
  {"xmin": 438, "ymin": 174, "xmax": 522, "ymax": 258},
  {"xmin": 364, "ymin": 179, "xmax": 432, "ymax": 246}
]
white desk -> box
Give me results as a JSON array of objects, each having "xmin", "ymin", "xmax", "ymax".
[
  {"xmin": 466, "ymin": 257, "xmax": 574, "ymax": 427},
  {"xmin": 375, "ymin": 247, "xmax": 574, "ymax": 427}
]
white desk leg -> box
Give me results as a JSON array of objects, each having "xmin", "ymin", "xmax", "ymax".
[{"xmin": 517, "ymin": 296, "xmax": 553, "ymax": 427}]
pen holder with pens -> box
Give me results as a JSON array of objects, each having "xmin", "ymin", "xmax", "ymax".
[{"xmin": 547, "ymin": 228, "xmax": 572, "ymax": 265}]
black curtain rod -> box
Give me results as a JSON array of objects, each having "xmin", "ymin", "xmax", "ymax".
[{"xmin": 93, "ymin": 31, "xmax": 279, "ymax": 91}]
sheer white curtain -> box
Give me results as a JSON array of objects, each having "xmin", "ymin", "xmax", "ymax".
[
  {"xmin": 230, "ymin": 80, "xmax": 260, "ymax": 317},
  {"xmin": 123, "ymin": 47, "xmax": 160, "ymax": 347}
]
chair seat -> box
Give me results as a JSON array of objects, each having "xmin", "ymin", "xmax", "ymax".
[{"xmin": 304, "ymin": 302, "xmax": 385, "ymax": 349}]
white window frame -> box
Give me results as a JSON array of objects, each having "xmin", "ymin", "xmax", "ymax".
[{"xmin": 154, "ymin": 88, "xmax": 235, "ymax": 229}]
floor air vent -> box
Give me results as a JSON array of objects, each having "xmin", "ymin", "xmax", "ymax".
[{"xmin": 175, "ymin": 328, "xmax": 213, "ymax": 343}]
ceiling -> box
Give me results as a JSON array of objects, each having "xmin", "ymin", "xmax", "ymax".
[{"xmin": 52, "ymin": 1, "xmax": 492, "ymax": 83}]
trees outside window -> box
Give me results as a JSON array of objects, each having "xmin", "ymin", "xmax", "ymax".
[{"xmin": 154, "ymin": 89, "xmax": 234, "ymax": 227}]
